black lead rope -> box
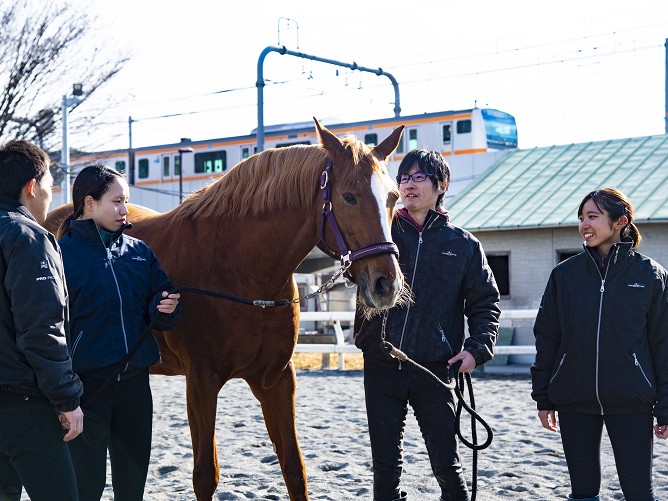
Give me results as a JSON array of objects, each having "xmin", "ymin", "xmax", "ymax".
[{"xmin": 382, "ymin": 340, "xmax": 493, "ymax": 501}]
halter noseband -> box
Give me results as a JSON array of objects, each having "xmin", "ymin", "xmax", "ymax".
[{"xmin": 318, "ymin": 158, "xmax": 399, "ymax": 270}]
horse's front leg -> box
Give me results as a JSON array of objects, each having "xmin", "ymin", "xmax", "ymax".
[
  {"xmin": 185, "ymin": 367, "xmax": 224, "ymax": 501},
  {"xmin": 249, "ymin": 362, "xmax": 308, "ymax": 501}
]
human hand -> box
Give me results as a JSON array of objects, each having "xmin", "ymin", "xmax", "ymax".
[
  {"xmin": 157, "ymin": 291, "xmax": 180, "ymax": 314},
  {"xmin": 447, "ymin": 350, "xmax": 476, "ymax": 374},
  {"xmin": 654, "ymin": 423, "xmax": 668, "ymax": 439},
  {"xmin": 60, "ymin": 406, "xmax": 84, "ymax": 442},
  {"xmin": 538, "ymin": 410, "xmax": 558, "ymax": 432}
]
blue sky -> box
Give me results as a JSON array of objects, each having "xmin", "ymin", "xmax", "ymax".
[{"xmin": 69, "ymin": 0, "xmax": 668, "ymax": 152}]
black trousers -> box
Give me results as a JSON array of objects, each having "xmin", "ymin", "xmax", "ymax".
[
  {"xmin": 0, "ymin": 391, "xmax": 78, "ymax": 501},
  {"xmin": 364, "ymin": 362, "xmax": 469, "ymax": 501},
  {"xmin": 68, "ymin": 369, "xmax": 153, "ymax": 501},
  {"xmin": 559, "ymin": 410, "xmax": 655, "ymax": 501}
]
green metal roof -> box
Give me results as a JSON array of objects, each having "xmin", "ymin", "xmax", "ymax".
[{"xmin": 447, "ymin": 134, "xmax": 668, "ymax": 231}]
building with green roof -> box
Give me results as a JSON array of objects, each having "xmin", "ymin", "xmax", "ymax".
[{"xmin": 446, "ymin": 134, "xmax": 668, "ymax": 360}]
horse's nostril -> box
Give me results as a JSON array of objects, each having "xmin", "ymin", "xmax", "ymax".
[{"xmin": 374, "ymin": 276, "xmax": 388, "ymax": 295}]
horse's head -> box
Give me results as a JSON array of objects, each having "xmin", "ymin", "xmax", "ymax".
[{"xmin": 314, "ymin": 118, "xmax": 409, "ymax": 316}]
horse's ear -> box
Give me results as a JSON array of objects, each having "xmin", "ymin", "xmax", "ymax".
[
  {"xmin": 314, "ymin": 117, "xmax": 346, "ymax": 157},
  {"xmin": 373, "ymin": 125, "xmax": 405, "ymax": 161}
]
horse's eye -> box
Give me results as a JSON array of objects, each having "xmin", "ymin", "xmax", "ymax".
[{"xmin": 342, "ymin": 192, "xmax": 357, "ymax": 205}]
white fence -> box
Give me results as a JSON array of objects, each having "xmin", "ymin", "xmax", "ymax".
[{"xmin": 295, "ymin": 309, "xmax": 538, "ymax": 369}]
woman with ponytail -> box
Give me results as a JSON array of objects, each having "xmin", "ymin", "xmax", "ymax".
[
  {"xmin": 57, "ymin": 164, "xmax": 181, "ymax": 500},
  {"xmin": 531, "ymin": 188, "xmax": 668, "ymax": 501}
]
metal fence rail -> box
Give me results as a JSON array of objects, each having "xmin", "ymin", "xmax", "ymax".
[{"xmin": 295, "ymin": 310, "xmax": 538, "ymax": 369}]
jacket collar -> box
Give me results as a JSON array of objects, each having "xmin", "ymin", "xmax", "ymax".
[
  {"xmin": 396, "ymin": 207, "xmax": 450, "ymax": 231},
  {"xmin": 69, "ymin": 219, "xmax": 132, "ymax": 247},
  {"xmin": 0, "ymin": 194, "xmax": 38, "ymax": 223}
]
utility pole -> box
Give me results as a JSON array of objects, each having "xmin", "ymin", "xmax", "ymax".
[{"xmin": 61, "ymin": 83, "xmax": 83, "ymax": 205}]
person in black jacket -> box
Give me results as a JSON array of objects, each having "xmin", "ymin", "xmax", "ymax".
[
  {"xmin": 0, "ymin": 140, "xmax": 84, "ymax": 501},
  {"xmin": 354, "ymin": 149, "xmax": 500, "ymax": 501},
  {"xmin": 56, "ymin": 164, "xmax": 181, "ymax": 501},
  {"xmin": 531, "ymin": 188, "xmax": 668, "ymax": 501}
]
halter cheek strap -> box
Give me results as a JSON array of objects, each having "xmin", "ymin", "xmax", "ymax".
[{"xmin": 318, "ymin": 158, "xmax": 399, "ymax": 269}]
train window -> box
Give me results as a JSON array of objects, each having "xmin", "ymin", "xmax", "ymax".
[
  {"xmin": 364, "ymin": 133, "xmax": 378, "ymax": 146},
  {"xmin": 442, "ymin": 124, "xmax": 452, "ymax": 144},
  {"xmin": 242, "ymin": 147, "xmax": 251, "ymax": 159},
  {"xmin": 487, "ymin": 254, "xmax": 510, "ymax": 296},
  {"xmin": 114, "ymin": 161, "xmax": 125, "ymax": 173},
  {"xmin": 194, "ymin": 150, "xmax": 227, "ymax": 173},
  {"xmin": 457, "ymin": 120, "xmax": 472, "ymax": 134},
  {"xmin": 396, "ymin": 134, "xmax": 404, "ymax": 154},
  {"xmin": 163, "ymin": 156, "xmax": 170, "ymax": 177},
  {"xmin": 174, "ymin": 155, "xmax": 181, "ymax": 175},
  {"xmin": 408, "ymin": 129, "xmax": 418, "ymax": 150},
  {"xmin": 138, "ymin": 159, "xmax": 149, "ymax": 179}
]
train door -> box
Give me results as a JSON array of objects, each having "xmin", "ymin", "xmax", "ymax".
[
  {"xmin": 160, "ymin": 153, "xmax": 178, "ymax": 182},
  {"xmin": 441, "ymin": 121, "xmax": 454, "ymax": 156}
]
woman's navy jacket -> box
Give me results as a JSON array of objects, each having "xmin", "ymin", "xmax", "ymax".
[{"xmin": 59, "ymin": 219, "xmax": 181, "ymax": 377}]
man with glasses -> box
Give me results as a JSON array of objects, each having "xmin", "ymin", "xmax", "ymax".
[
  {"xmin": 0, "ymin": 140, "xmax": 83, "ymax": 501},
  {"xmin": 354, "ymin": 148, "xmax": 501, "ymax": 501}
]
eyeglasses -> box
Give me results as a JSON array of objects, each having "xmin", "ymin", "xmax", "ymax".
[{"xmin": 397, "ymin": 172, "xmax": 432, "ymax": 184}]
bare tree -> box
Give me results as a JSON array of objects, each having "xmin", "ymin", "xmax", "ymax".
[{"xmin": 0, "ymin": 0, "xmax": 128, "ymax": 149}]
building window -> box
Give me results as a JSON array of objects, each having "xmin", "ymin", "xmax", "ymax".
[
  {"xmin": 138, "ymin": 158, "xmax": 149, "ymax": 179},
  {"xmin": 487, "ymin": 254, "xmax": 510, "ymax": 296},
  {"xmin": 114, "ymin": 161, "xmax": 125, "ymax": 173},
  {"xmin": 194, "ymin": 150, "xmax": 227, "ymax": 173},
  {"xmin": 558, "ymin": 250, "xmax": 581, "ymax": 263},
  {"xmin": 364, "ymin": 133, "xmax": 378, "ymax": 146},
  {"xmin": 457, "ymin": 120, "xmax": 472, "ymax": 134}
]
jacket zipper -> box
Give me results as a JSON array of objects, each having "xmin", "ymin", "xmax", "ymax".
[
  {"xmin": 585, "ymin": 244, "xmax": 619, "ymax": 415},
  {"xmin": 72, "ymin": 329, "xmax": 84, "ymax": 355},
  {"xmin": 549, "ymin": 353, "xmax": 566, "ymax": 383},
  {"xmin": 101, "ymin": 236, "xmax": 130, "ymax": 378},
  {"xmin": 632, "ymin": 353, "xmax": 652, "ymax": 388},
  {"xmin": 397, "ymin": 230, "xmax": 422, "ymax": 370}
]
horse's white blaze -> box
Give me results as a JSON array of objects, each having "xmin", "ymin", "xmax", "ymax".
[{"xmin": 370, "ymin": 171, "xmax": 393, "ymax": 242}]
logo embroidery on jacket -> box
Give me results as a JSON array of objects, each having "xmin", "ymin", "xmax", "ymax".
[
  {"xmin": 627, "ymin": 282, "xmax": 645, "ymax": 288},
  {"xmin": 132, "ymin": 256, "xmax": 147, "ymax": 262},
  {"xmin": 442, "ymin": 251, "xmax": 457, "ymax": 257},
  {"xmin": 39, "ymin": 260, "xmax": 48, "ymax": 269}
]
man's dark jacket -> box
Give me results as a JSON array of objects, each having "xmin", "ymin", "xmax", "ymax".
[
  {"xmin": 531, "ymin": 242, "xmax": 668, "ymax": 425},
  {"xmin": 0, "ymin": 195, "xmax": 82, "ymax": 411},
  {"xmin": 354, "ymin": 209, "xmax": 501, "ymax": 368}
]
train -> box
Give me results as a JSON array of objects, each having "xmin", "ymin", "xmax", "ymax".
[{"xmin": 54, "ymin": 107, "xmax": 518, "ymax": 212}]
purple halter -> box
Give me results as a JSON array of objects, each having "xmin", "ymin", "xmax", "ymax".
[{"xmin": 318, "ymin": 158, "xmax": 399, "ymax": 269}]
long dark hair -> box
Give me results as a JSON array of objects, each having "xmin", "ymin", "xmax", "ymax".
[
  {"xmin": 577, "ymin": 187, "xmax": 642, "ymax": 250},
  {"xmin": 56, "ymin": 164, "xmax": 125, "ymax": 239}
]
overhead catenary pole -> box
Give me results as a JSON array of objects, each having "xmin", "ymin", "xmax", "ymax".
[{"xmin": 256, "ymin": 46, "xmax": 401, "ymax": 152}]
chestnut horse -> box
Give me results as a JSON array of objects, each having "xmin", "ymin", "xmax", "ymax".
[{"xmin": 44, "ymin": 119, "xmax": 406, "ymax": 500}]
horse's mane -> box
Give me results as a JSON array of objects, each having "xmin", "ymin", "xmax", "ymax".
[{"xmin": 175, "ymin": 136, "xmax": 377, "ymax": 220}]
